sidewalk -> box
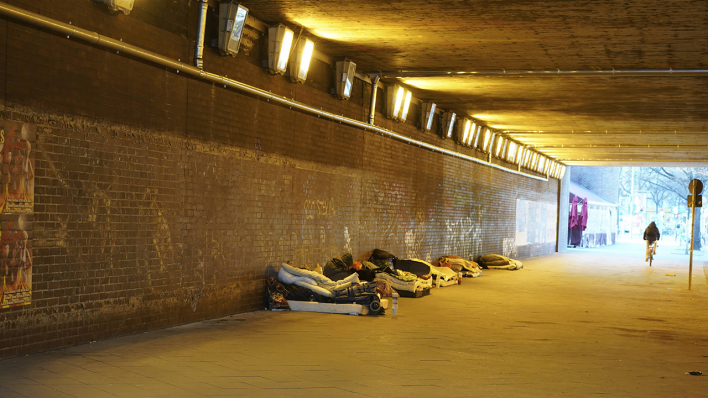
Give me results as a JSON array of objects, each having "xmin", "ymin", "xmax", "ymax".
[{"xmin": 1, "ymin": 244, "xmax": 707, "ymax": 397}]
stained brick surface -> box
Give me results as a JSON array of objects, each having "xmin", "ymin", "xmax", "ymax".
[{"xmin": 0, "ymin": 0, "xmax": 558, "ymax": 359}]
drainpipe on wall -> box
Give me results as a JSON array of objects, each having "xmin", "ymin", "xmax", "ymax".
[
  {"xmin": 368, "ymin": 74, "xmax": 380, "ymax": 125},
  {"xmin": 193, "ymin": 0, "xmax": 208, "ymax": 69}
]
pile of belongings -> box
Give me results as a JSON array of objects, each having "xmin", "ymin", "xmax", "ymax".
[
  {"xmin": 436, "ymin": 256, "xmax": 483, "ymax": 278},
  {"xmin": 393, "ymin": 256, "xmax": 462, "ymax": 287},
  {"xmin": 366, "ymin": 249, "xmax": 463, "ymax": 290},
  {"xmin": 477, "ymin": 254, "xmax": 523, "ymax": 270},
  {"xmin": 366, "ymin": 249, "xmax": 433, "ymax": 294},
  {"xmin": 276, "ymin": 261, "xmax": 384, "ymax": 315},
  {"xmin": 322, "ymin": 252, "xmax": 396, "ymax": 298}
]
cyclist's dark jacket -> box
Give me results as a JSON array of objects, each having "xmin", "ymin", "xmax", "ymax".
[{"xmin": 643, "ymin": 222, "xmax": 660, "ymax": 242}]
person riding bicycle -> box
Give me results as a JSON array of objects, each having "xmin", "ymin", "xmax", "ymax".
[{"xmin": 643, "ymin": 221, "xmax": 660, "ymax": 262}]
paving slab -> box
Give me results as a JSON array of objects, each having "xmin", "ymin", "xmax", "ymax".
[{"xmin": 1, "ymin": 241, "xmax": 707, "ymax": 397}]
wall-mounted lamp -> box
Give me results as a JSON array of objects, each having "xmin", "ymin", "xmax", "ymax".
[
  {"xmin": 466, "ymin": 122, "xmax": 477, "ymax": 146},
  {"xmin": 559, "ymin": 165, "xmax": 567, "ymax": 179},
  {"xmin": 93, "ymin": 0, "xmax": 134, "ymax": 15},
  {"xmin": 290, "ymin": 38, "xmax": 314, "ymax": 83},
  {"xmin": 218, "ymin": 2, "xmax": 249, "ymax": 56},
  {"xmin": 386, "ymin": 84, "xmax": 412, "ymax": 122},
  {"xmin": 538, "ymin": 156, "xmax": 547, "ymax": 173},
  {"xmin": 516, "ymin": 146, "xmax": 526, "ymax": 165},
  {"xmin": 421, "ymin": 102, "xmax": 437, "ymax": 132},
  {"xmin": 335, "ymin": 59, "xmax": 356, "ymax": 100},
  {"xmin": 530, "ymin": 153, "xmax": 539, "ymax": 170},
  {"xmin": 441, "ymin": 111, "xmax": 456, "ymax": 139},
  {"xmin": 522, "ymin": 150, "xmax": 532, "ymax": 168},
  {"xmin": 268, "ymin": 24, "xmax": 294, "ymax": 75},
  {"xmin": 455, "ymin": 118, "xmax": 473, "ymax": 145},
  {"xmin": 471, "ymin": 124, "xmax": 482, "ymax": 148},
  {"xmin": 494, "ymin": 136, "xmax": 506, "ymax": 158},
  {"xmin": 507, "ymin": 141, "xmax": 518, "ymax": 163},
  {"xmin": 550, "ymin": 162, "xmax": 558, "ymax": 177},
  {"xmin": 479, "ymin": 129, "xmax": 492, "ymax": 152}
]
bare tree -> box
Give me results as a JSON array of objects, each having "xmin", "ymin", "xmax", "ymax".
[
  {"xmin": 647, "ymin": 167, "xmax": 703, "ymax": 251},
  {"xmin": 639, "ymin": 169, "xmax": 671, "ymax": 213}
]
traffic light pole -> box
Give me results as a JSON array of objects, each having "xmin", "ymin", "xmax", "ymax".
[
  {"xmin": 689, "ymin": 202, "xmax": 696, "ymax": 290},
  {"xmin": 687, "ymin": 178, "xmax": 703, "ymax": 291}
]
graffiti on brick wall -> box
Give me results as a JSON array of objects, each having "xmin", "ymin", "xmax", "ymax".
[
  {"xmin": 344, "ymin": 227, "xmax": 352, "ymax": 253},
  {"xmin": 366, "ymin": 176, "xmax": 488, "ymax": 262},
  {"xmin": 0, "ymin": 214, "xmax": 32, "ymax": 309},
  {"xmin": 443, "ymin": 217, "xmax": 475, "ymax": 258},
  {"xmin": 303, "ymin": 198, "xmax": 336, "ymax": 220},
  {"xmin": 503, "ymin": 237, "xmax": 517, "ymax": 258},
  {"xmin": 515, "ymin": 199, "xmax": 557, "ymax": 246},
  {"xmin": 293, "ymin": 193, "xmax": 341, "ymax": 265}
]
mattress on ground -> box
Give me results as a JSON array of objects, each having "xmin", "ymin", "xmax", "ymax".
[
  {"xmin": 375, "ymin": 272, "xmax": 429, "ymax": 293},
  {"xmin": 287, "ymin": 299, "xmax": 390, "ymax": 316}
]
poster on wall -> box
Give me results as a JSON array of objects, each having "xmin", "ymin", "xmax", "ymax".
[
  {"xmin": 0, "ymin": 214, "xmax": 32, "ymax": 308},
  {"xmin": 0, "ymin": 121, "xmax": 35, "ymax": 309},
  {"xmin": 0, "ymin": 122, "xmax": 35, "ymax": 215}
]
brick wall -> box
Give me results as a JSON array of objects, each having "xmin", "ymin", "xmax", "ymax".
[
  {"xmin": 571, "ymin": 167, "xmax": 621, "ymax": 204},
  {"xmin": 0, "ymin": 0, "xmax": 558, "ymax": 358}
]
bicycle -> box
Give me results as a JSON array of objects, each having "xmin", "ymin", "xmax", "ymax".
[{"xmin": 647, "ymin": 242, "xmax": 656, "ymax": 266}]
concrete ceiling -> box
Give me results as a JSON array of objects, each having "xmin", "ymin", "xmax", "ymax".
[{"xmin": 240, "ymin": 0, "xmax": 708, "ymax": 166}]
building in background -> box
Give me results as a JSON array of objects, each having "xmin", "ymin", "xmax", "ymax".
[{"xmin": 568, "ymin": 182, "xmax": 618, "ymax": 248}]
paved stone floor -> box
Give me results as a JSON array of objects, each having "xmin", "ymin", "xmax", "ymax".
[{"xmin": 1, "ymin": 241, "xmax": 708, "ymax": 397}]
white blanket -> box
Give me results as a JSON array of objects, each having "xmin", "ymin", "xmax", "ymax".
[{"xmin": 278, "ymin": 263, "xmax": 361, "ymax": 297}]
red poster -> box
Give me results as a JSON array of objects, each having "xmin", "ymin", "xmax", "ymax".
[
  {"xmin": 0, "ymin": 122, "xmax": 35, "ymax": 214},
  {"xmin": 0, "ymin": 214, "xmax": 32, "ymax": 308},
  {"xmin": 0, "ymin": 121, "xmax": 34, "ymax": 309}
]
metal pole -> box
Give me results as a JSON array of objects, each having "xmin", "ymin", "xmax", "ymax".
[
  {"xmin": 193, "ymin": 0, "xmax": 208, "ymax": 69},
  {"xmin": 368, "ymin": 74, "xmax": 380, "ymax": 125},
  {"xmin": 689, "ymin": 201, "xmax": 696, "ymax": 290},
  {"xmin": 630, "ymin": 167, "xmax": 635, "ymax": 238},
  {"xmin": 378, "ymin": 69, "xmax": 708, "ymax": 79}
]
